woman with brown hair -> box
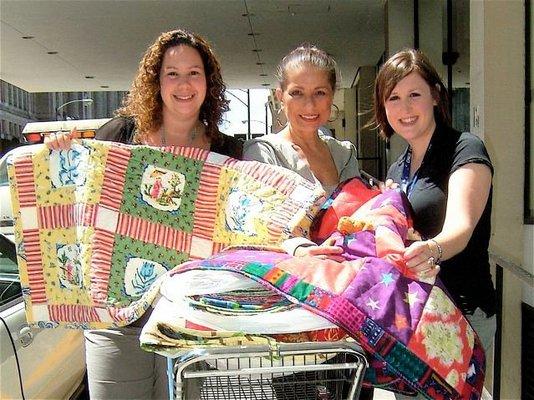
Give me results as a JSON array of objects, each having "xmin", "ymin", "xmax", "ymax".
[
  {"xmin": 369, "ymin": 49, "xmax": 496, "ymax": 398},
  {"xmin": 46, "ymin": 28, "xmax": 242, "ymax": 399}
]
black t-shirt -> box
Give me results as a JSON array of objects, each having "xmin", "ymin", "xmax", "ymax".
[
  {"xmin": 95, "ymin": 116, "xmax": 244, "ymax": 160},
  {"xmin": 387, "ymin": 125, "xmax": 496, "ymax": 316}
]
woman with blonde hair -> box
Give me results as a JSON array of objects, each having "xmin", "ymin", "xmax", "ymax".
[{"xmin": 244, "ymin": 44, "xmax": 360, "ymax": 260}]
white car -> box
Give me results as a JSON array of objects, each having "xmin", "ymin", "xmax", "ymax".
[{"xmin": 0, "ymin": 233, "xmax": 87, "ymax": 399}]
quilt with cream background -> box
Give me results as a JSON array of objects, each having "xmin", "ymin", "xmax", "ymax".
[{"xmin": 7, "ymin": 140, "xmax": 324, "ymax": 328}]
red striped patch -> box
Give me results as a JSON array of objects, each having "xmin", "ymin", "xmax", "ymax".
[
  {"xmin": 23, "ymin": 229, "xmax": 46, "ymax": 303},
  {"xmin": 48, "ymin": 304, "xmax": 101, "ymax": 322},
  {"xmin": 169, "ymin": 146, "xmax": 209, "ymax": 161},
  {"xmin": 116, "ymin": 214, "xmax": 192, "ymax": 251},
  {"xmin": 14, "ymin": 157, "xmax": 37, "ymax": 207},
  {"xmin": 74, "ymin": 203, "xmax": 97, "ymax": 226},
  {"xmin": 90, "ymin": 229, "xmax": 115, "ymax": 305},
  {"xmin": 192, "ymin": 163, "xmax": 222, "ymax": 237},
  {"xmin": 100, "ymin": 147, "xmax": 130, "ymax": 210},
  {"xmin": 38, "ymin": 204, "xmax": 74, "ymax": 229}
]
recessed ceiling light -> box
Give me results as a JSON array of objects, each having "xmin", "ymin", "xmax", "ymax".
[
  {"xmin": 47, "ymin": 51, "xmax": 58, "ymax": 55},
  {"xmin": 22, "ymin": 36, "xmax": 34, "ymax": 39},
  {"xmin": 85, "ymin": 76, "xmax": 95, "ymax": 79}
]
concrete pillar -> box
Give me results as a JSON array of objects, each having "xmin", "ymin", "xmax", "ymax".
[
  {"xmin": 385, "ymin": 0, "xmax": 414, "ymax": 166},
  {"xmin": 354, "ymin": 66, "xmax": 379, "ymax": 177},
  {"xmin": 470, "ymin": 1, "xmax": 524, "ymax": 398},
  {"xmin": 341, "ymin": 87, "xmax": 356, "ymax": 142}
]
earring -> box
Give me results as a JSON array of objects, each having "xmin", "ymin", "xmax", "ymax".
[
  {"xmin": 328, "ymin": 104, "xmax": 340, "ymax": 123},
  {"xmin": 276, "ymin": 108, "xmax": 287, "ymax": 126}
]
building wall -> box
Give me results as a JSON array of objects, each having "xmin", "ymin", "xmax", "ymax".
[
  {"xmin": 0, "ymin": 80, "xmax": 126, "ymax": 146},
  {"xmin": 470, "ymin": 1, "xmax": 525, "ymax": 398}
]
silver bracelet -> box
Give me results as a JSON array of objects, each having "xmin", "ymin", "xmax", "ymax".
[{"xmin": 429, "ymin": 239, "xmax": 443, "ymax": 264}]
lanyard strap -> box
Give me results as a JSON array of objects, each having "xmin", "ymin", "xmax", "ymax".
[{"xmin": 401, "ymin": 147, "xmax": 419, "ymax": 198}]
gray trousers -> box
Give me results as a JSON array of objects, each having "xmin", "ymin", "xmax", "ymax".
[{"xmin": 84, "ymin": 326, "xmax": 169, "ymax": 400}]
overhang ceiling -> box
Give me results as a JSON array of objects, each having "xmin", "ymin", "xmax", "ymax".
[{"xmin": 0, "ymin": 0, "xmax": 385, "ymax": 92}]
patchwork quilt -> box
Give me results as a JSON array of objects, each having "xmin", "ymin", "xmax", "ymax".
[
  {"xmin": 6, "ymin": 140, "xmax": 325, "ymax": 328},
  {"xmin": 140, "ymin": 189, "xmax": 486, "ymax": 400}
]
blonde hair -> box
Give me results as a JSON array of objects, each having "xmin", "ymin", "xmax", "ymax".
[{"xmin": 276, "ymin": 44, "xmax": 338, "ymax": 91}]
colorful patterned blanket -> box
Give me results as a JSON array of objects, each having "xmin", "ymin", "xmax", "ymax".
[
  {"xmin": 141, "ymin": 189, "xmax": 486, "ymax": 400},
  {"xmin": 7, "ymin": 141, "xmax": 325, "ymax": 328}
]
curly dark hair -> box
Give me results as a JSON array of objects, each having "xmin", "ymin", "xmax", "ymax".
[
  {"xmin": 117, "ymin": 29, "xmax": 229, "ymax": 143},
  {"xmin": 369, "ymin": 48, "xmax": 451, "ymax": 139}
]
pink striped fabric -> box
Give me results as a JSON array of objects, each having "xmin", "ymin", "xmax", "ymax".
[
  {"xmin": 100, "ymin": 147, "xmax": 130, "ymax": 210},
  {"xmin": 38, "ymin": 204, "xmax": 74, "ymax": 229},
  {"xmin": 117, "ymin": 213, "xmax": 192, "ymax": 251},
  {"xmin": 23, "ymin": 229, "xmax": 46, "ymax": 303},
  {"xmin": 192, "ymin": 163, "xmax": 222, "ymax": 238},
  {"xmin": 49, "ymin": 304, "xmax": 101, "ymax": 322},
  {"xmin": 90, "ymin": 228, "xmax": 115, "ymax": 305},
  {"xmin": 14, "ymin": 158, "xmax": 37, "ymax": 207}
]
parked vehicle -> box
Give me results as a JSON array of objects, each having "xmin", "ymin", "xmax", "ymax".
[
  {"xmin": 0, "ymin": 233, "xmax": 87, "ymax": 399},
  {"xmin": 22, "ymin": 118, "xmax": 110, "ymax": 143},
  {"xmin": 0, "ymin": 145, "xmax": 34, "ymax": 236}
]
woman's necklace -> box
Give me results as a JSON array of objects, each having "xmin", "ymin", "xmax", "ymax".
[{"xmin": 160, "ymin": 122, "xmax": 200, "ymax": 146}]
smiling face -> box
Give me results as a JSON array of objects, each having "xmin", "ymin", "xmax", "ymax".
[
  {"xmin": 159, "ymin": 44, "xmax": 207, "ymax": 121},
  {"xmin": 384, "ymin": 71, "xmax": 437, "ymax": 145},
  {"xmin": 277, "ymin": 64, "xmax": 334, "ymax": 135}
]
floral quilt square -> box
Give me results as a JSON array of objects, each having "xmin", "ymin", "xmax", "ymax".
[
  {"xmin": 106, "ymin": 235, "xmax": 189, "ymax": 306},
  {"xmin": 407, "ymin": 286, "xmax": 475, "ymax": 393},
  {"xmin": 120, "ymin": 148, "xmax": 203, "ymax": 232}
]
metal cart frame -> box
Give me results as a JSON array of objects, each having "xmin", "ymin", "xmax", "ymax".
[{"xmin": 166, "ymin": 341, "xmax": 367, "ymax": 400}]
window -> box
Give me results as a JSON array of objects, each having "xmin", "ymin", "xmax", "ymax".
[{"xmin": 0, "ymin": 235, "xmax": 20, "ymax": 307}]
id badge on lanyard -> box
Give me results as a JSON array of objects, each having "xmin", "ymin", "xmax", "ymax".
[{"xmin": 401, "ymin": 148, "xmax": 419, "ymax": 199}]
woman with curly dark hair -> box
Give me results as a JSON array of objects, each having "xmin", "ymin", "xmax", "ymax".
[
  {"xmin": 46, "ymin": 29, "xmax": 242, "ymax": 399},
  {"xmin": 48, "ymin": 28, "xmax": 241, "ymax": 158}
]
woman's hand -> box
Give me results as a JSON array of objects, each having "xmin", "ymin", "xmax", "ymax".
[
  {"xmin": 403, "ymin": 240, "xmax": 441, "ymax": 278},
  {"xmin": 294, "ymin": 238, "xmax": 345, "ymax": 262},
  {"xmin": 44, "ymin": 128, "xmax": 79, "ymax": 151}
]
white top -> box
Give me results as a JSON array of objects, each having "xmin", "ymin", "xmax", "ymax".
[
  {"xmin": 243, "ymin": 132, "xmax": 361, "ymax": 255},
  {"xmin": 243, "ymin": 132, "xmax": 360, "ymax": 196}
]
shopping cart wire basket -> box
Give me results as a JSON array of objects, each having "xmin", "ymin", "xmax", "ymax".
[{"xmin": 166, "ymin": 341, "xmax": 368, "ymax": 400}]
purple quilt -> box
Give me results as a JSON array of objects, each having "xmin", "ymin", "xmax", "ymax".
[{"xmin": 169, "ymin": 189, "xmax": 486, "ymax": 399}]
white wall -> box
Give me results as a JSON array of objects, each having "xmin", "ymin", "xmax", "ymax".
[{"xmin": 470, "ymin": 1, "xmax": 525, "ymax": 398}]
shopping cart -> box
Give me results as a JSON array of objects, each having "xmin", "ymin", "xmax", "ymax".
[{"xmin": 166, "ymin": 341, "xmax": 367, "ymax": 400}]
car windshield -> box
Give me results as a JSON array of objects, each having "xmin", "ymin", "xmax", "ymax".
[{"xmin": 0, "ymin": 158, "xmax": 8, "ymax": 187}]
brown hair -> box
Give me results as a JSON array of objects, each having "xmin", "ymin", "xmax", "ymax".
[
  {"xmin": 369, "ymin": 48, "xmax": 451, "ymax": 139},
  {"xmin": 276, "ymin": 44, "xmax": 338, "ymax": 91},
  {"xmin": 117, "ymin": 29, "xmax": 229, "ymax": 143}
]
